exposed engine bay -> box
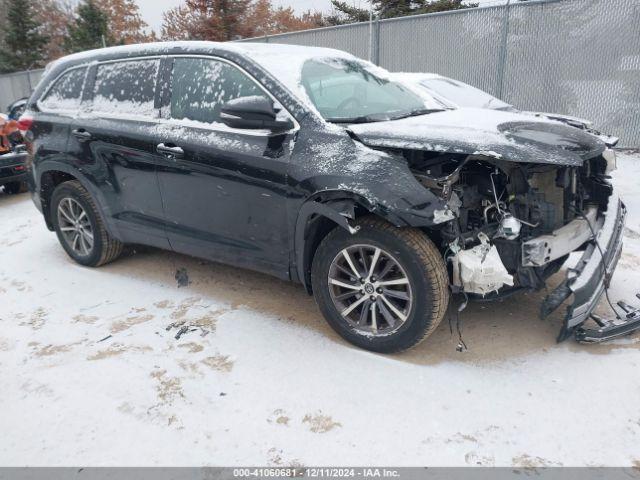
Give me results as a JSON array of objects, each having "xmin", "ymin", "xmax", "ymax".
[
  {"xmin": 402, "ymin": 149, "xmax": 615, "ymax": 297},
  {"xmin": 346, "ymin": 113, "xmax": 636, "ymax": 344}
]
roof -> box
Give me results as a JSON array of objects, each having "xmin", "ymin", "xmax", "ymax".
[
  {"xmin": 39, "ymin": 41, "xmax": 360, "ymax": 120},
  {"xmin": 49, "ymin": 41, "xmax": 354, "ymax": 71}
]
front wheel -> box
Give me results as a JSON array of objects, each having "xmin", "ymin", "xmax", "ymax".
[
  {"xmin": 51, "ymin": 180, "xmax": 123, "ymax": 267},
  {"xmin": 311, "ymin": 217, "xmax": 450, "ymax": 353}
]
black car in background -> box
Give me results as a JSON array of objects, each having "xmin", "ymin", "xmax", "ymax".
[
  {"xmin": 0, "ymin": 148, "xmax": 28, "ymax": 194},
  {"xmin": 8, "ymin": 97, "xmax": 28, "ymax": 120},
  {"xmin": 0, "ymin": 111, "xmax": 28, "ymax": 194},
  {"xmin": 21, "ymin": 42, "xmax": 632, "ymax": 352}
]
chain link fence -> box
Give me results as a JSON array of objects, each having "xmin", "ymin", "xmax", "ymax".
[{"xmin": 240, "ymin": 0, "xmax": 640, "ymax": 147}]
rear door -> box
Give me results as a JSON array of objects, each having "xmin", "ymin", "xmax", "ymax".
[
  {"xmin": 155, "ymin": 56, "xmax": 296, "ymax": 277},
  {"xmin": 68, "ymin": 57, "xmax": 169, "ymax": 248}
]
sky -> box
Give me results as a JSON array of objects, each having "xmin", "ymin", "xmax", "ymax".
[{"xmin": 133, "ymin": 0, "xmax": 505, "ymax": 35}]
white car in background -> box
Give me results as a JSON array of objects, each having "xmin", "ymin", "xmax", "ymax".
[{"xmin": 391, "ymin": 72, "xmax": 619, "ymax": 147}]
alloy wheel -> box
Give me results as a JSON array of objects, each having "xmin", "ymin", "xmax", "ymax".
[
  {"xmin": 57, "ymin": 197, "xmax": 94, "ymax": 256},
  {"xmin": 327, "ymin": 244, "xmax": 413, "ymax": 336}
]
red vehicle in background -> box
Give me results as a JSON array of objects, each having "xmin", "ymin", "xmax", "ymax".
[{"xmin": 0, "ymin": 112, "xmax": 28, "ymax": 194}]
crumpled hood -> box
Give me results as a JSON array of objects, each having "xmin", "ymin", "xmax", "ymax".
[{"xmin": 347, "ymin": 108, "xmax": 605, "ymax": 166}]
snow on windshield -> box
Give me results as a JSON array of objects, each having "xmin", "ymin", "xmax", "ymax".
[
  {"xmin": 299, "ymin": 58, "xmax": 431, "ymax": 122},
  {"xmin": 234, "ymin": 43, "xmax": 440, "ymax": 120}
]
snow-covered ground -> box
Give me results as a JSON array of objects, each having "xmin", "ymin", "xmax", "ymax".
[{"xmin": 1, "ymin": 152, "xmax": 639, "ymax": 467}]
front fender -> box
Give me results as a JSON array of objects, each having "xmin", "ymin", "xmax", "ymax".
[
  {"xmin": 292, "ymin": 187, "xmax": 447, "ymax": 292},
  {"xmin": 292, "ymin": 196, "xmax": 362, "ymax": 292}
]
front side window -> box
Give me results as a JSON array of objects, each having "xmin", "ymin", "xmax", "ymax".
[
  {"xmin": 170, "ymin": 57, "xmax": 269, "ymax": 125},
  {"xmin": 40, "ymin": 67, "xmax": 87, "ymax": 111},
  {"xmin": 92, "ymin": 59, "xmax": 159, "ymax": 116},
  {"xmin": 301, "ymin": 59, "xmax": 430, "ymax": 123}
]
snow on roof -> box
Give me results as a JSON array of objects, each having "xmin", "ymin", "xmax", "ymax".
[{"xmin": 52, "ymin": 41, "xmax": 355, "ymax": 74}]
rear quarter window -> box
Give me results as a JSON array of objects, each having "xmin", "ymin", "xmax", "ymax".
[
  {"xmin": 92, "ymin": 59, "xmax": 160, "ymax": 117},
  {"xmin": 39, "ymin": 67, "xmax": 87, "ymax": 111}
]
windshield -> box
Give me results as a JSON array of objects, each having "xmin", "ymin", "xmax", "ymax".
[
  {"xmin": 301, "ymin": 59, "xmax": 440, "ymax": 123},
  {"xmin": 420, "ymin": 77, "xmax": 514, "ymax": 111}
]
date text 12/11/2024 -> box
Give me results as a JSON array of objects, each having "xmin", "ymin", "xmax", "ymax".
[{"xmin": 233, "ymin": 468, "xmax": 401, "ymax": 478}]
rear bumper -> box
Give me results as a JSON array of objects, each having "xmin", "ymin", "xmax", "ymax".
[
  {"xmin": 540, "ymin": 192, "xmax": 626, "ymax": 341},
  {"xmin": 0, "ymin": 151, "xmax": 28, "ymax": 185}
]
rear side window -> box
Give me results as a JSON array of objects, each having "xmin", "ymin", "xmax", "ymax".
[
  {"xmin": 92, "ymin": 59, "xmax": 159, "ymax": 117},
  {"xmin": 170, "ymin": 57, "xmax": 268, "ymax": 125},
  {"xmin": 40, "ymin": 67, "xmax": 87, "ymax": 111}
]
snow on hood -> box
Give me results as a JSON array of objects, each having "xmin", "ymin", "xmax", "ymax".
[{"xmin": 348, "ymin": 108, "xmax": 605, "ymax": 166}]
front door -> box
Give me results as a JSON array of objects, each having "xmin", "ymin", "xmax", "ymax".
[{"xmin": 155, "ymin": 56, "xmax": 296, "ymax": 277}]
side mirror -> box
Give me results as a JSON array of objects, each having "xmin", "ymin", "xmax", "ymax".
[{"xmin": 220, "ymin": 96, "xmax": 294, "ymax": 131}]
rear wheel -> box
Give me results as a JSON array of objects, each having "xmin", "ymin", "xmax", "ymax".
[
  {"xmin": 311, "ymin": 217, "xmax": 450, "ymax": 353},
  {"xmin": 51, "ymin": 180, "xmax": 123, "ymax": 267},
  {"xmin": 3, "ymin": 181, "xmax": 27, "ymax": 194}
]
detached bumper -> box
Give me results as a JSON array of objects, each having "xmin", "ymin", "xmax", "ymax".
[{"xmin": 540, "ymin": 193, "xmax": 627, "ymax": 341}]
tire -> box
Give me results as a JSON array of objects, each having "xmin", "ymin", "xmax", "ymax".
[
  {"xmin": 311, "ymin": 216, "xmax": 450, "ymax": 353},
  {"xmin": 3, "ymin": 181, "xmax": 27, "ymax": 194},
  {"xmin": 51, "ymin": 180, "xmax": 123, "ymax": 267}
]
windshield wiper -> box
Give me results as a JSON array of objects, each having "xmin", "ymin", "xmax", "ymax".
[
  {"xmin": 326, "ymin": 115, "xmax": 385, "ymax": 124},
  {"xmin": 326, "ymin": 107, "xmax": 445, "ymax": 124},
  {"xmin": 390, "ymin": 107, "xmax": 446, "ymax": 120}
]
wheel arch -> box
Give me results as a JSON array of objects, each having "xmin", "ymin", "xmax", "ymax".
[
  {"xmin": 293, "ymin": 190, "xmax": 407, "ymax": 294},
  {"xmin": 38, "ymin": 163, "xmax": 113, "ymax": 236}
]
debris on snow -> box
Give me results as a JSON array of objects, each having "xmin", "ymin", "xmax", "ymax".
[
  {"xmin": 174, "ymin": 268, "xmax": 191, "ymax": 288},
  {"xmin": 174, "ymin": 325, "xmax": 189, "ymax": 340}
]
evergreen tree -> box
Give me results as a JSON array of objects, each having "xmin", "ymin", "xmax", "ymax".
[
  {"xmin": 329, "ymin": 0, "xmax": 478, "ymax": 25},
  {"xmin": 162, "ymin": 0, "xmax": 328, "ymax": 41},
  {"xmin": 326, "ymin": 1, "xmax": 370, "ymax": 25},
  {"xmin": 65, "ymin": 0, "xmax": 111, "ymax": 53},
  {"xmin": 184, "ymin": 0, "xmax": 252, "ymax": 41},
  {"xmin": 0, "ymin": 0, "xmax": 48, "ymax": 73}
]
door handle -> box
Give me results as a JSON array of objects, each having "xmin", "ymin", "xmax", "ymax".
[
  {"xmin": 72, "ymin": 129, "xmax": 92, "ymax": 141},
  {"xmin": 157, "ymin": 143, "xmax": 184, "ymax": 159}
]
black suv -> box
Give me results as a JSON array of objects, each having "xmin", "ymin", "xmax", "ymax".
[{"xmin": 23, "ymin": 42, "xmax": 631, "ymax": 352}]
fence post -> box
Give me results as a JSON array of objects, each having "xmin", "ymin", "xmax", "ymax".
[
  {"xmin": 372, "ymin": 19, "xmax": 380, "ymax": 65},
  {"xmin": 496, "ymin": 0, "xmax": 511, "ymax": 99}
]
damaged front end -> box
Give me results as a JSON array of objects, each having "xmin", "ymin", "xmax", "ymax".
[
  {"xmin": 401, "ymin": 146, "xmax": 632, "ymax": 343},
  {"xmin": 346, "ymin": 111, "xmax": 639, "ymax": 343}
]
